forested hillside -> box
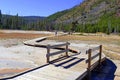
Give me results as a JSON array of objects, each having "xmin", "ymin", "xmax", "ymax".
[
  {"xmin": 48, "ymin": 0, "xmax": 120, "ymax": 34},
  {"xmin": 0, "ymin": 11, "xmax": 46, "ymax": 30},
  {"xmin": 0, "ymin": 0, "xmax": 120, "ymax": 34}
]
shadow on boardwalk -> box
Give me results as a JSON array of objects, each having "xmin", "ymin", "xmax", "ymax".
[
  {"xmin": 52, "ymin": 57, "xmax": 85, "ymax": 69},
  {"xmin": 1, "ymin": 54, "xmax": 84, "ymax": 80},
  {"xmin": 91, "ymin": 59, "xmax": 117, "ymax": 80},
  {"xmin": 0, "ymin": 64, "xmax": 49, "ymax": 80},
  {"xmin": 1, "ymin": 57, "xmax": 115, "ymax": 80}
]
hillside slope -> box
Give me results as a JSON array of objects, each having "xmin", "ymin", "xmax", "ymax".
[
  {"xmin": 47, "ymin": 0, "xmax": 120, "ymax": 33},
  {"xmin": 48, "ymin": 0, "xmax": 120, "ymax": 23},
  {"xmin": 0, "ymin": 0, "xmax": 120, "ymax": 33}
]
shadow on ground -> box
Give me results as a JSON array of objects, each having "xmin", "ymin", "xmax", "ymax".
[
  {"xmin": 1, "ymin": 57, "xmax": 116, "ymax": 80},
  {"xmin": 91, "ymin": 58, "xmax": 117, "ymax": 80},
  {"xmin": 0, "ymin": 54, "xmax": 83, "ymax": 80}
]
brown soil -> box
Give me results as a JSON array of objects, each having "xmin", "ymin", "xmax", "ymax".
[
  {"xmin": 0, "ymin": 32, "xmax": 51, "ymax": 39},
  {"xmin": 0, "ymin": 68, "xmax": 29, "ymax": 78},
  {"xmin": 0, "ymin": 68, "xmax": 29, "ymax": 74}
]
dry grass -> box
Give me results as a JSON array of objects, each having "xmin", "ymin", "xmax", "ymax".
[
  {"xmin": 48, "ymin": 34, "xmax": 120, "ymax": 42},
  {"xmin": 103, "ymin": 50, "xmax": 120, "ymax": 60},
  {"xmin": 49, "ymin": 34, "xmax": 120, "ymax": 60},
  {"xmin": 0, "ymin": 31, "xmax": 120, "ymax": 60},
  {"xmin": 103, "ymin": 46, "xmax": 120, "ymax": 54},
  {"xmin": 0, "ymin": 32, "xmax": 51, "ymax": 39},
  {"xmin": 102, "ymin": 45, "xmax": 120, "ymax": 60}
]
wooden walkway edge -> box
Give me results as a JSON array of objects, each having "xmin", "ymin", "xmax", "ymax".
[{"xmin": 4, "ymin": 37, "xmax": 106, "ymax": 80}]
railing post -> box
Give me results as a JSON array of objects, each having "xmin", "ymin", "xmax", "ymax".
[
  {"xmin": 88, "ymin": 49, "xmax": 92, "ymax": 80},
  {"xmin": 47, "ymin": 45, "xmax": 50, "ymax": 63},
  {"xmin": 99, "ymin": 45, "xmax": 102, "ymax": 65},
  {"xmin": 66, "ymin": 42, "xmax": 69, "ymax": 57}
]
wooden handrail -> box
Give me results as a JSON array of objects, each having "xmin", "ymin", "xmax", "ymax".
[
  {"xmin": 46, "ymin": 42, "xmax": 70, "ymax": 63},
  {"xmin": 86, "ymin": 45, "xmax": 102, "ymax": 80},
  {"xmin": 47, "ymin": 42, "xmax": 70, "ymax": 49},
  {"xmin": 91, "ymin": 46, "xmax": 100, "ymax": 52},
  {"xmin": 46, "ymin": 49, "xmax": 69, "ymax": 57}
]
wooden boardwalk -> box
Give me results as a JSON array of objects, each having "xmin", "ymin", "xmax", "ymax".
[
  {"xmin": 7, "ymin": 55, "xmax": 86, "ymax": 80},
  {"xmin": 7, "ymin": 53, "xmax": 105, "ymax": 80},
  {"xmin": 7, "ymin": 37, "xmax": 106, "ymax": 80}
]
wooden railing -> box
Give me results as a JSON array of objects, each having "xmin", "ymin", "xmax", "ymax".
[
  {"xmin": 86, "ymin": 45, "xmax": 102, "ymax": 80},
  {"xmin": 46, "ymin": 42, "xmax": 70, "ymax": 63}
]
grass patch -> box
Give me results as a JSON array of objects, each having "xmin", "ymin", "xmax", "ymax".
[
  {"xmin": 103, "ymin": 46, "xmax": 120, "ymax": 54},
  {"xmin": 103, "ymin": 50, "xmax": 120, "ymax": 60}
]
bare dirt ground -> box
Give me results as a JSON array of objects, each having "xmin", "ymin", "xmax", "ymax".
[
  {"xmin": 0, "ymin": 30, "xmax": 54, "ymax": 78},
  {"xmin": 0, "ymin": 30, "xmax": 52, "ymax": 39},
  {"xmin": 0, "ymin": 30, "xmax": 120, "ymax": 79}
]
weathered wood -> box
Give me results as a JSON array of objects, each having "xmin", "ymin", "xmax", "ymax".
[
  {"xmin": 4, "ymin": 44, "xmax": 106, "ymax": 80},
  {"xmin": 66, "ymin": 42, "xmax": 69, "ymax": 56},
  {"xmin": 46, "ymin": 49, "xmax": 69, "ymax": 57},
  {"xmin": 86, "ymin": 53, "xmax": 99, "ymax": 63},
  {"xmin": 46, "ymin": 42, "xmax": 70, "ymax": 63},
  {"xmin": 47, "ymin": 45, "xmax": 50, "ymax": 63},
  {"xmin": 99, "ymin": 45, "xmax": 102, "ymax": 65},
  {"xmin": 86, "ymin": 45, "xmax": 103, "ymax": 80},
  {"xmin": 89, "ymin": 61, "xmax": 99, "ymax": 71},
  {"xmin": 91, "ymin": 53, "xmax": 99, "ymax": 60},
  {"xmin": 47, "ymin": 42, "xmax": 70, "ymax": 49},
  {"xmin": 24, "ymin": 37, "xmax": 47, "ymax": 44},
  {"xmin": 91, "ymin": 46, "xmax": 100, "ymax": 52},
  {"xmin": 87, "ymin": 49, "xmax": 92, "ymax": 80},
  {"xmin": 36, "ymin": 37, "xmax": 47, "ymax": 42},
  {"xmin": 87, "ymin": 49, "xmax": 92, "ymax": 68}
]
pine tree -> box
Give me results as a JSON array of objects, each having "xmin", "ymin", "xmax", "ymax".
[
  {"xmin": 0, "ymin": 10, "xmax": 2, "ymax": 28},
  {"xmin": 15, "ymin": 13, "xmax": 19, "ymax": 29}
]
